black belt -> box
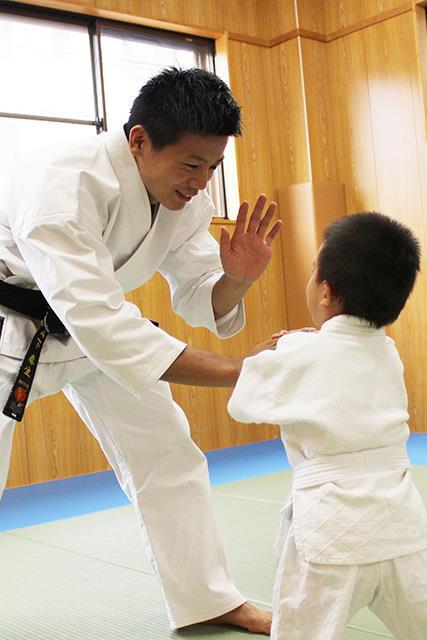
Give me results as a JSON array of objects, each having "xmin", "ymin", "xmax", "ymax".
[
  {"xmin": 0, "ymin": 281, "xmax": 68, "ymax": 422},
  {"xmin": 0, "ymin": 281, "xmax": 159, "ymax": 422}
]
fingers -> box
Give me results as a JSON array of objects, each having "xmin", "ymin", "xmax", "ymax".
[
  {"xmin": 232, "ymin": 194, "xmax": 281, "ymax": 245},
  {"xmin": 256, "ymin": 201, "xmax": 278, "ymax": 238},
  {"xmin": 271, "ymin": 329, "xmax": 287, "ymax": 339},
  {"xmin": 219, "ymin": 225, "xmax": 231, "ymax": 250},
  {"xmin": 265, "ymin": 219, "xmax": 283, "ymax": 245},
  {"xmin": 234, "ymin": 201, "xmax": 249, "ymax": 235},
  {"xmin": 266, "ymin": 338, "xmax": 279, "ymax": 351},
  {"xmin": 247, "ymin": 194, "xmax": 268, "ymax": 233},
  {"xmin": 245, "ymin": 194, "xmax": 280, "ymax": 240},
  {"xmin": 270, "ymin": 327, "xmax": 318, "ymax": 340}
]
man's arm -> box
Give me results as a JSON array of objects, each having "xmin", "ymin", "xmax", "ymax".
[
  {"xmin": 211, "ymin": 274, "xmax": 251, "ymax": 320},
  {"xmin": 160, "ymin": 345, "xmax": 241, "ymax": 387},
  {"xmin": 160, "ymin": 334, "xmax": 281, "ymax": 387},
  {"xmin": 212, "ymin": 194, "xmax": 282, "ymax": 320}
]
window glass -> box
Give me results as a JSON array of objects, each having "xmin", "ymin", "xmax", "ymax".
[{"xmin": 0, "ymin": 13, "xmax": 95, "ymax": 119}]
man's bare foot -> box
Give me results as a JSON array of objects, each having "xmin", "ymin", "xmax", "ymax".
[{"xmin": 203, "ymin": 602, "xmax": 272, "ymax": 635}]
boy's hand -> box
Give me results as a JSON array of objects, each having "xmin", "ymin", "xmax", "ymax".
[
  {"xmin": 247, "ymin": 336, "xmax": 281, "ymax": 357},
  {"xmin": 270, "ymin": 327, "xmax": 317, "ymax": 339},
  {"xmin": 246, "ymin": 327, "xmax": 318, "ymax": 359}
]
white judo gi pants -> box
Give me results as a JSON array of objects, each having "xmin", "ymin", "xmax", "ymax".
[
  {"xmin": 272, "ymin": 522, "xmax": 427, "ymax": 640},
  {"xmin": 0, "ymin": 354, "xmax": 245, "ymax": 629}
]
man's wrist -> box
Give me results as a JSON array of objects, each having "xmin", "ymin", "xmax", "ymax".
[
  {"xmin": 212, "ymin": 274, "xmax": 251, "ymax": 320},
  {"xmin": 161, "ymin": 346, "xmax": 243, "ymax": 388}
]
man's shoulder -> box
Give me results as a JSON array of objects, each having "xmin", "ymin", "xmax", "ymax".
[{"xmin": 27, "ymin": 131, "xmax": 103, "ymax": 166}]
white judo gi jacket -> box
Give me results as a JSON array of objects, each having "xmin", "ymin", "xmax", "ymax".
[
  {"xmin": 0, "ymin": 129, "xmax": 244, "ymax": 398},
  {"xmin": 228, "ymin": 315, "xmax": 427, "ymax": 565}
]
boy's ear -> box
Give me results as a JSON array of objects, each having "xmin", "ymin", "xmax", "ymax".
[{"xmin": 319, "ymin": 280, "xmax": 335, "ymax": 308}]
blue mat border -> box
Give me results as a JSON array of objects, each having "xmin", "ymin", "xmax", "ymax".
[{"xmin": 1, "ymin": 434, "xmax": 426, "ymax": 532}]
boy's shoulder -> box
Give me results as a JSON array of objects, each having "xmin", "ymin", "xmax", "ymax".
[
  {"xmin": 276, "ymin": 328, "xmax": 321, "ymax": 352},
  {"xmin": 275, "ymin": 329, "xmax": 323, "ymax": 367},
  {"xmin": 276, "ymin": 316, "xmax": 394, "ymax": 357}
]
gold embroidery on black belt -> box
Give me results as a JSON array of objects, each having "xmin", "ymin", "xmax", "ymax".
[{"xmin": 3, "ymin": 312, "xmax": 51, "ymax": 421}]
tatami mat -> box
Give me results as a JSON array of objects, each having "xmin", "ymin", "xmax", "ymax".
[{"xmin": 1, "ymin": 466, "xmax": 426, "ymax": 639}]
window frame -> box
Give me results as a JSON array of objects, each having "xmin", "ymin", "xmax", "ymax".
[{"xmin": 0, "ymin": 1, "xmax": 230, "ymax": 216}]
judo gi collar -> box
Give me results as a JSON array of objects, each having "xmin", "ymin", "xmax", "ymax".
[
  {"xmin": 320, "ymin": 315, "xmax": 385, "ymax": 336},
  {"xmin": 103, "ymin": 129, "xmax": 154, "ymax": 218}
]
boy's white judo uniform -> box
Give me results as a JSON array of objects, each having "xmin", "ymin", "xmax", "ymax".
[
  {"xmin": 228, "ymin": 315, "xmax": 427, "ymax": 640},
  {"xmin": 0, "ymin": 129, "xmax": 246, "ymax": 628}
]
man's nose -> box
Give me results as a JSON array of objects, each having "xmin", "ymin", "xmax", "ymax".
[{"xmin": 189, "ymin": 168, "xmax": 210, "ymax": 190}]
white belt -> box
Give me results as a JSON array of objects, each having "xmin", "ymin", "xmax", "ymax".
[{"xmin": 293, "ymin": 444, "xmax": 410, "ymax": 490}]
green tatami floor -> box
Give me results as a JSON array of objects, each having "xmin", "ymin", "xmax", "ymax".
[{"xmin": 1, "ymin": 467, "xmax": 426, "ymax": 640}]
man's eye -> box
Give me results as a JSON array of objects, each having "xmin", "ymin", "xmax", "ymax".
[{"xmin": 185, "ymin": 164, "xmax": 199, "ymax": 169}]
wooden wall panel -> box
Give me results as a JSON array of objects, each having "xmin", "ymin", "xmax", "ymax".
[
  {"xmin": 295, "ymin": 0, "xmax": 327, "ymax": 33},
  {"xmin": 260, "ymin": 0, "xmax": 297, "ymax": 40},
  {"xmin": 227, "ymin": 41, "xmax": 277, "ymax": 199},
  {"xmin": 266, "ymin": 39, "xmax": 311, "ymax": 187},
  {"xmin": 19, "ymin": 0, "xmax": 273, "ymax": 39},
  {"xmin": 415, "ymin": 6, "xmax": 427, "ymax": 133},
  {"xmin": 363, "ymin": 14, "xmax": 424, "ymax": 218},
  {"xmin": 413, "ymin": 7, "xmax": 427, "ymax": 210},
  {"xmin": 6, "ymin": 420, "xmax": 30, "ymax": 487},
  {"xmin": 363, "ymin": 14, "xmax": 427, "ymax": 432},
  {"xmin": 7, "ymin": 395, "xmax": 110, "ymax": 487},
  {"xmin": 322, "ymin": 0, "xmax": 413, "ymax": 34},
  {"xmin": 223, "ymin": 0, "xmax": 271, "ymax": 40},
  {"xmin": 300, "ymin": 38, "xmax": 338, "ymax": 182},
  {"xmin": 325, "ymin": 11, "xmax": 427, "ymax": 431},
  {"xmin": 326, "ymin": 33, "xmax": 379, "ymax": 211}
]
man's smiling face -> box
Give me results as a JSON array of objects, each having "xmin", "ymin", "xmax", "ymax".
[{"xmin": 129, "ymin": 125, "xmax": 227, "ymax": 210}]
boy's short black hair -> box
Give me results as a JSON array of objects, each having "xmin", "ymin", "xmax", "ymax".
[
  {"xmin": 316, "ymin": 212, "xmax": 421, "ymax": 328},
  {"xmin": 124, "ymin": 67, "xmax": 241, "ymax": 148}
]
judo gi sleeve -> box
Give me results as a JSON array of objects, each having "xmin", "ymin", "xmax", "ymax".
[
  {"xmin": 13, "ymin": 215, "xmax": 187, "ymax": 399},
  {"xmin": 228, "ymin": 332, "xmax": 315, "ymax": 425},
  {"xmin": 159, "ymin": 217, "xmax": 245, "ymax": 338}
]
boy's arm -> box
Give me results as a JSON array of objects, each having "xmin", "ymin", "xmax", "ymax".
[{"xmin": 228, "ymin": 329, "xmax": 317, "ymax": 424}]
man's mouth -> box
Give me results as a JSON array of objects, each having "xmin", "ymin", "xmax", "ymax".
[{"xmin": 176, "ymin": 189, "xmax": 197, "ymax": 202}]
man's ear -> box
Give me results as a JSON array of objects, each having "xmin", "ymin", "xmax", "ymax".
[{"xmin": 129, "ymin": 125, "xmax": 149, "ymax": 157}]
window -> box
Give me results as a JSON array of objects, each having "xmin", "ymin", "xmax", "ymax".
[{"xmin": 0, "ymin": 5, "xmax": 227, "ymax": 215}]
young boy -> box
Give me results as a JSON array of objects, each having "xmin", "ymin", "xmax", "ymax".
[{"xmin": 228, "ymin": 212, "xmax": 427, "ymax": 640}]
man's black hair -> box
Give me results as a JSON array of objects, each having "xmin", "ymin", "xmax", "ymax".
[
  {"xmin": 124, "ymin": 67, "xmax": 241, "ymax": 148},
  {"xmin": 316, "ymin": 212, "xmax": 421, "ymax": 328}
]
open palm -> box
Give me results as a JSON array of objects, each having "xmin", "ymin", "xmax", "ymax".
[{"xmin": 220, "ymin": 194, "xmax": 282, "ymax": 284}]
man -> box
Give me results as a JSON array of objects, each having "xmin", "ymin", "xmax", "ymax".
[{"xmin": 0, "ymin": 67, "xmax": 282, "ymax": 633}]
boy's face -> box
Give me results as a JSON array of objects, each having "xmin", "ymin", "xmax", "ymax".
[
  {"xmin": 306, "ymin": 264, "xmax": 324, "ymax": 328},
  {"xmin": 306, "ymin": 251, "xmax": 344, "ymax": 328}
]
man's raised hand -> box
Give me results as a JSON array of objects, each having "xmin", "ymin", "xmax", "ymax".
[{"xmin": 219, "ymin": 194, "xmax": 282, "ymax": 285}]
